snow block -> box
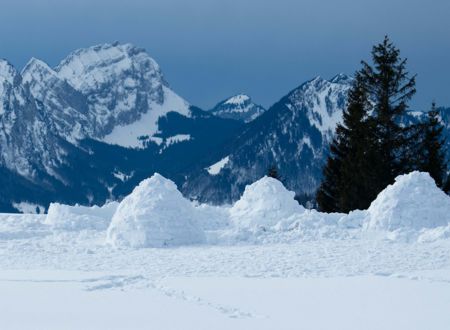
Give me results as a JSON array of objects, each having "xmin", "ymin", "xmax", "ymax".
[
  {"xmin": 106, "ymin": 173, "xmax": 205, "ymax": 248},
  {"xmin": 45, "ymin": 201, "xmax": 118, "ymax": 231},
  {"xmin": 365, "ymin": 172, "xmax": 450, "ymax": 231}
]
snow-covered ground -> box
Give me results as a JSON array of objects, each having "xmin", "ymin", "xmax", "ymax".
[{"xmin": 1, "ymin": 172, "xmax": 450, "ymax": 329}]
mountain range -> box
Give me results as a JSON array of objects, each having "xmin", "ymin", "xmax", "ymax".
[
  {"xmin": 181, "ymin": 74, "xmax": 354, "ymax": 204},
  {"xmin": 0, "ymin": 42, "xmax": 448, "ymax": 212}
]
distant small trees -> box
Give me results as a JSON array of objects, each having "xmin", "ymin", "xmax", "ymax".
[
  {"xmin": 417, "ymin": 102, "xmax": 447, "ymax": 187},
  {"xmin": 444, "ymin": 176, "xmax": 450, "ymax": 194},
  {"xmin": 317, "ymin": 36, "xmax": 448, "ymax": 212},
  {"xmin": 267, "ymin": 165, "xmax": 281, "ymax": 180}
]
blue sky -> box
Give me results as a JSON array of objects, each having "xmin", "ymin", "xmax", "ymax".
[{"xmin": 0, "ymin": 0, "xmax": 449, "ymax": 109}]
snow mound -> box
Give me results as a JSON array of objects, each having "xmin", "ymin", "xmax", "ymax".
[
  {"xmin": 365, "ymin": 172, "xmax": 450, "ymax": 231},
  {"xmin": 230, "ymin": 176, "xmax": 305, "ymax": 231},
  {"xmin": 106, "ymin": 173, "xmax": 205, "ymax": 248},
  {"xmin": 45, "ymin": 202, "xmax": 118, "ymax": 231}
]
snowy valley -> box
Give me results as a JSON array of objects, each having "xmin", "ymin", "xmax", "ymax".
[
  {"xmin": 1, "ymin": 172, "xmax": 450, "ymax": 329},
  {"xmin": 1, "ymin": 38, "xmax": 450, "ymax": 330}
]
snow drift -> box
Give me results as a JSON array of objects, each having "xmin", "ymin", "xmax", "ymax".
[
  {"xmin": 225, "ymin": 171, "xmax": 450, "ymax": 242},
  {"xmin": 106, "ymin": 173, "xmax": 205, "ymax": 248},
  {"xmin": 45, "ymin": 201, "xmax": 118, "ymax": 230},
  {"xmin": 38, "ymin": 171, "xmax": 450, "ymax": 246},
  {"xmin": 230, "ymin": 176, "xmax": 305, "ymax": 231},
  {"xmin": 364, "ymin": 172, "xmax": 450, "ymax": 231}
]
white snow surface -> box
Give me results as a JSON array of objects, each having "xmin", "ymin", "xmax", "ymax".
[
  {"xmin": 102, "ymin": 86, "xmax": 190, "ymax": 148},
  {"xmin": 56, "ymin": 43, "xmax": 162, "ymax": 93},
  {"xmin": 1, "ymin": 171, "xmax": 450, "ymax": 329},
  {"xmin": 106, "ymin": 173, "xmax": 205, "ymax": 248},
  {"xmin": 206, "ymin": 156, "xmax": 230, "ymax": 175},
  {"xmin": 165, "ymin": 134, "xmax": 191, "ymax": 146},
  {"xmin": 12, "ymin": 202, "xmax": 45, "ymax": 214},
  {"xmin": 2, "ymin": 272, "xmax": 450, "ymax": 330},
  {"xmin": 224, "ymin": 94, "xmax": 250, "ymax": 105}
]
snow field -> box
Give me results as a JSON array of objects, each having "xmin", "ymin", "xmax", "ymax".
[
  {"xmin": 1, "ymin": 171, "xmax": 450, "ymax": 329},
  {"xmin": 1, "ymin": 272, "xmax": 450, "ymax": 330}
]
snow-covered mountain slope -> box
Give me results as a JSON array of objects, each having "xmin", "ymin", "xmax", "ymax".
[
  {"xmin": 209, "ymin": 94, "xmax": 266, "ymax": 123},
  {"xmin": 1, "ymin": 40, "xmax": 448, "ymax": 212},
  {"xmin": 56, "ymin": 43, "xmax": 192, "ymax": 147},
  {"xmin": 288, "ymin": 73, "xmax": 352, "ymax": 140},
  {"xmin": 21, "ymin": 43, "xmax": 191, "ymax": 148},
  {"xmin": 0, "ymin": 59, "xmax": 65, "ymax": 178},
  {"xmin": 21, "ymin": 58, "xmax": 90, "ymax": 142},
  {"xmin": 0, "ymin": 43, "xmax": 243, "ymax": 212},
  {"xmin": 102, "ymin": 86, "xmax": 190, "ymax": 148},
  {"xmin": 182, "ymin": 74, "xmax": 353, "ymax": 204}
]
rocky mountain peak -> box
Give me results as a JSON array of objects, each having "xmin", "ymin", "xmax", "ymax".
[
  {"xmin": 56, "ymin": 43, "xmax": 166, "ymax": 92},
  {"xmin": 287, "ymin": 75, "xmax": 352, "ymax": 138},
  {"xmin": 210, "ymin": 93, "xmax": 266, "ymax": 123},
  {"xmin": 0, "ymin": 59, "xmax": 19, "ymax": 85}
]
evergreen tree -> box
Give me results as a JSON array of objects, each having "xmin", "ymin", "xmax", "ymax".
[
  {"xmin": 337, "ymin": 75, "xmax": 378, "ymax": 212},
  {"xmin": 316, "ymin": 149, "xmax": 341, "ymax": 212},
  {"xmin": 444, "ymin": 175, "xmax": 450, "ymax": 194},
  {"xmin": 317, "ymin": 36, "xmax": 418, "ymax": 212},
  {"xmin": 419, "ymin": 102, "xmax": 447, "ymax": 187},
  {"xmin": 317, "ymin": 73, "xmax": 372, "ymax": 212},
  {"xmin": 267, "ymin": 165, "xmax": 280, "ymax": 180},
  {"xmin": 360, "ymin": 36, "xmax": 416, "ymax": 192}
]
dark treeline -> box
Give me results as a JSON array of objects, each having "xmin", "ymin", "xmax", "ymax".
[{"xmin": 316, "ymin": 36, "xmax": 448, "ymax": 213}]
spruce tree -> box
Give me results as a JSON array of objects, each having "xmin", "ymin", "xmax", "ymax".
[
  {"xmin": 317, "ymin": 73, "xmax": 372, "ymax": 212},
  {"xmin": 444, "ymin": 175, "xmax": 450, "ymax": 194},
  {"xmin": 419, "ymin": 102, "xmax": 447, "ymax": 187},
  {"xmin": 337, "ymin": 74, "xmax": 377, "ymax": 212},
  {"xmin": 360, "ymin": 36, "xmax": 416, "ymax": 192},
  {"xmin": 317, "ymin": 36, "xmax": 418, "ymax": 212},
  {"xmin": 267, "ymin": 165, "xmax": 280, "ymax": 180},
  {"xmin": 316, "ymin": 147, "xmax": 342, "ymax": 212}
]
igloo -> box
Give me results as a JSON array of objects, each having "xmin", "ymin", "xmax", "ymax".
[
  {"xmin": 106, "ymin": 173, "xmax": 205, "ymax": 248},
  {"xmin": 364, "ymin": 171, "xmax": 450, "ymax": 231},
  {"xmin": 230, "ymin": 176, "xmax": 305, "ymax": 230}
]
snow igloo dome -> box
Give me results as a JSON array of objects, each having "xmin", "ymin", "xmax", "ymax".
[
  {"xmin": 365, "ymin": 171, "xmax": 450, "ymax": 231},
  {"xmin": 230, "ymin": 176, "xmax": 305, "ymax": 230},
  {"xmin": 106, "ymin": 173, "xmax": 205, "ymax": 248}
]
